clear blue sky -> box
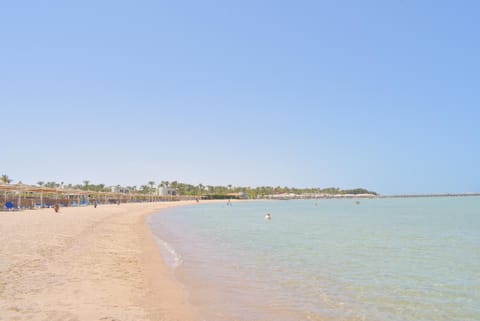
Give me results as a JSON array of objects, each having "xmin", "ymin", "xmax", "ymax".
[{"xmin": 1, "ymin": 1, "xmax": 479, "ymax": 194}]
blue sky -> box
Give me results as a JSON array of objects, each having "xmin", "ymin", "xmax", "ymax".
[{"xmin": 1, "ymin": 1, "xmax": 479, "ymax": 194}]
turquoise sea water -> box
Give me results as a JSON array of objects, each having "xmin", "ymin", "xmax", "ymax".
[{"xmin": 148, "ymin": 197, "xmax": 480, "ymax": 321}]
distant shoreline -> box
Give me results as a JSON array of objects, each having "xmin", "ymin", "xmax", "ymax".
[
  {"xmin": 379, "ymin": 193, "xmax": 480, "ymax": 198},
  {"xmin": 262, "ymin": 193, "xmax": 480, "ymax": 200}
]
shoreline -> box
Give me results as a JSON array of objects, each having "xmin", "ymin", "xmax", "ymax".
[{"xmin": 0, "ymin": 201, "xmax": 212, "ymax": 321}]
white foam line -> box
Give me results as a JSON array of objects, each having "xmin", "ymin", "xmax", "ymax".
[{"xmin": 153, "ymin": 234, "xmax": 183, "ymax": 268}]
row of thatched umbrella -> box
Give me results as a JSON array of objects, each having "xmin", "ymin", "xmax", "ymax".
[{"xmin": 0, "ymin": 183, "xmax": 177, "ymax": 209}]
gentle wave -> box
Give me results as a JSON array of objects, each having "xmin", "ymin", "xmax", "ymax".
[{"xmin": 152, "ymin": 234, "xmax": 183, "ymax": 268}]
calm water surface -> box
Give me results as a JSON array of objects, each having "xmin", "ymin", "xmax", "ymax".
[{"xmin": 149, "ymin": 197, "xmax": 480, "ymax": 321}]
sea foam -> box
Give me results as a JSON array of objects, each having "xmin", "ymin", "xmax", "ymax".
[{"xmin": 152, "ymin": 235, "xmax": 183, "ymax": 268}]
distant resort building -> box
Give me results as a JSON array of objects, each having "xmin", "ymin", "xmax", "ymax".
[
  {"xmin": 202, "ymin": 192, "xmax": 248, "ymax": 200},
  {"xmin": 265, "ymin": 193, "xmax": 377, "ymax": 200},
  {"xmin": 158, "ymin": 186, "xmax": 177, "ymax": 196},
  {"xmin": 111, "ymin": 185, "xmax": 130, "ymax": 193},
  {"xmin": 227, "ymin": 192, "xmax": 248, "ymax": 199}
]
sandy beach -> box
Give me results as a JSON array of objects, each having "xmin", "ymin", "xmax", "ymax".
[{"xmin": 0, "ymin": 201, "xmax": 203, "ymax": 321}]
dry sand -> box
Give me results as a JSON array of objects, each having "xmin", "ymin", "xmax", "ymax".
[{"xmin": 0, "ymin": 201, "xmax": 204, "ymax": 321}]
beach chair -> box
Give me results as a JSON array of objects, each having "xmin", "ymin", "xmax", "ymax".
[{"xmin": 5, "ymin": 202, "xmax": 14, "ymax": 210}]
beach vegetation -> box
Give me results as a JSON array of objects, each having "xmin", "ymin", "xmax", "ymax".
[
  {"xmin": 171, "ymin": 183, "xmax": 377, "ymax": 198},
  {"xmin": 1, "ymin": 174, "xmax": 12, "ymax": 185},
  {"xmin": 1, "ymin": 174, "xmax": 12, "ymax": 203},
  {"xmin": 0, "ymin": 174, "xmax": 378, "ymax": 204}
]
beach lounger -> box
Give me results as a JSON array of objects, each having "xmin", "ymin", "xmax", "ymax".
[{"xmin": 5, "ymin": 202, "xmax": 14, "ymax": 210}]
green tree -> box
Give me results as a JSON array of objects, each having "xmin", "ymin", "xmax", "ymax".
[
  {"xmin": 1, "ymin": 174, "xmax": 12, "ymax": 203},
  {"xmin": 160, "ymin": 181, "xmax": 169, "ymax": 188},
  {"xmin": 148, "ymin": 181, "xmax": 156, "ymax": 201},
  {"xmin": 45, "ymin": 181, "xmax": 58, "ymax": 188},
  {"xmin": 148, "ymin": 181, "xmax": 155, "ymax": 190},
  {"xmin": 197, "ymin": 183, "xmax": 204, "ymax": 196},
  {"xmin": 1, "ymin": 174, "xmax": 12, "ymax": 184}
]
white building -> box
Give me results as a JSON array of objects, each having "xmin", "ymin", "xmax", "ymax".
[{"xmin": 158, "ymin": 186, "xmax": 177, "ymax": 196}]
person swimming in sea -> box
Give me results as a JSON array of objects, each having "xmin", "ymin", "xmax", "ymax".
[{"xmin": 265, "ymin": 213, "xmax": 271, "ymax": 220}]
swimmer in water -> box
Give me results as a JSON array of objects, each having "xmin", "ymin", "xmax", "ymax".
[{"xmin": 265, "ymin": 213, "xmax": 271, "ymax": 220}]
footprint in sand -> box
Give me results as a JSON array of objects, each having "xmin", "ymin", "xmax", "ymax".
[{"xmin": 43, "ymin": 310, "xmax": 79, "ymax": 321}]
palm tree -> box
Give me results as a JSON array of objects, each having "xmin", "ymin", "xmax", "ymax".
[
  {"xmin": 148, "ymin": 181, "xmax": 156, "ymax": 201},
  {"xmin": 160, "ymin": 181, "xmax": 169, "ymax": 188},
  {"xmin": 1, "ymin": 174, "xmax": 12, "ymax": 185},
  {"xmin": 45, "ymin": 181, "xmax": 57, "ymax": 188},
  {"xmin": 37, "ymin": 181, "xmax": 44, "ymax": 187},
  {"xmin": 1, "ymin": 174, "xmax": 11, "ymax": 204},
  {"xmin": 197, "ymin": 183, "xmax": 204, "ymax": 196},
  {"xmin": 83, "ymin": 180, "xmax": 90, "ymax": 191},
  {"xmin": 148, "ymin": 181, "xmax": 155, "ymax": 190}
]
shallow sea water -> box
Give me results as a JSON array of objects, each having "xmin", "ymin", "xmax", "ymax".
[{"xmin": 149, "ymin": 197, "xmax": 480, "ymax": 321}]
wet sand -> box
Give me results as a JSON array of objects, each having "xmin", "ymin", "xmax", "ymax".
[{"xmin": 0, "ymin": 201, "xmax": 204, "ymax": 321}]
